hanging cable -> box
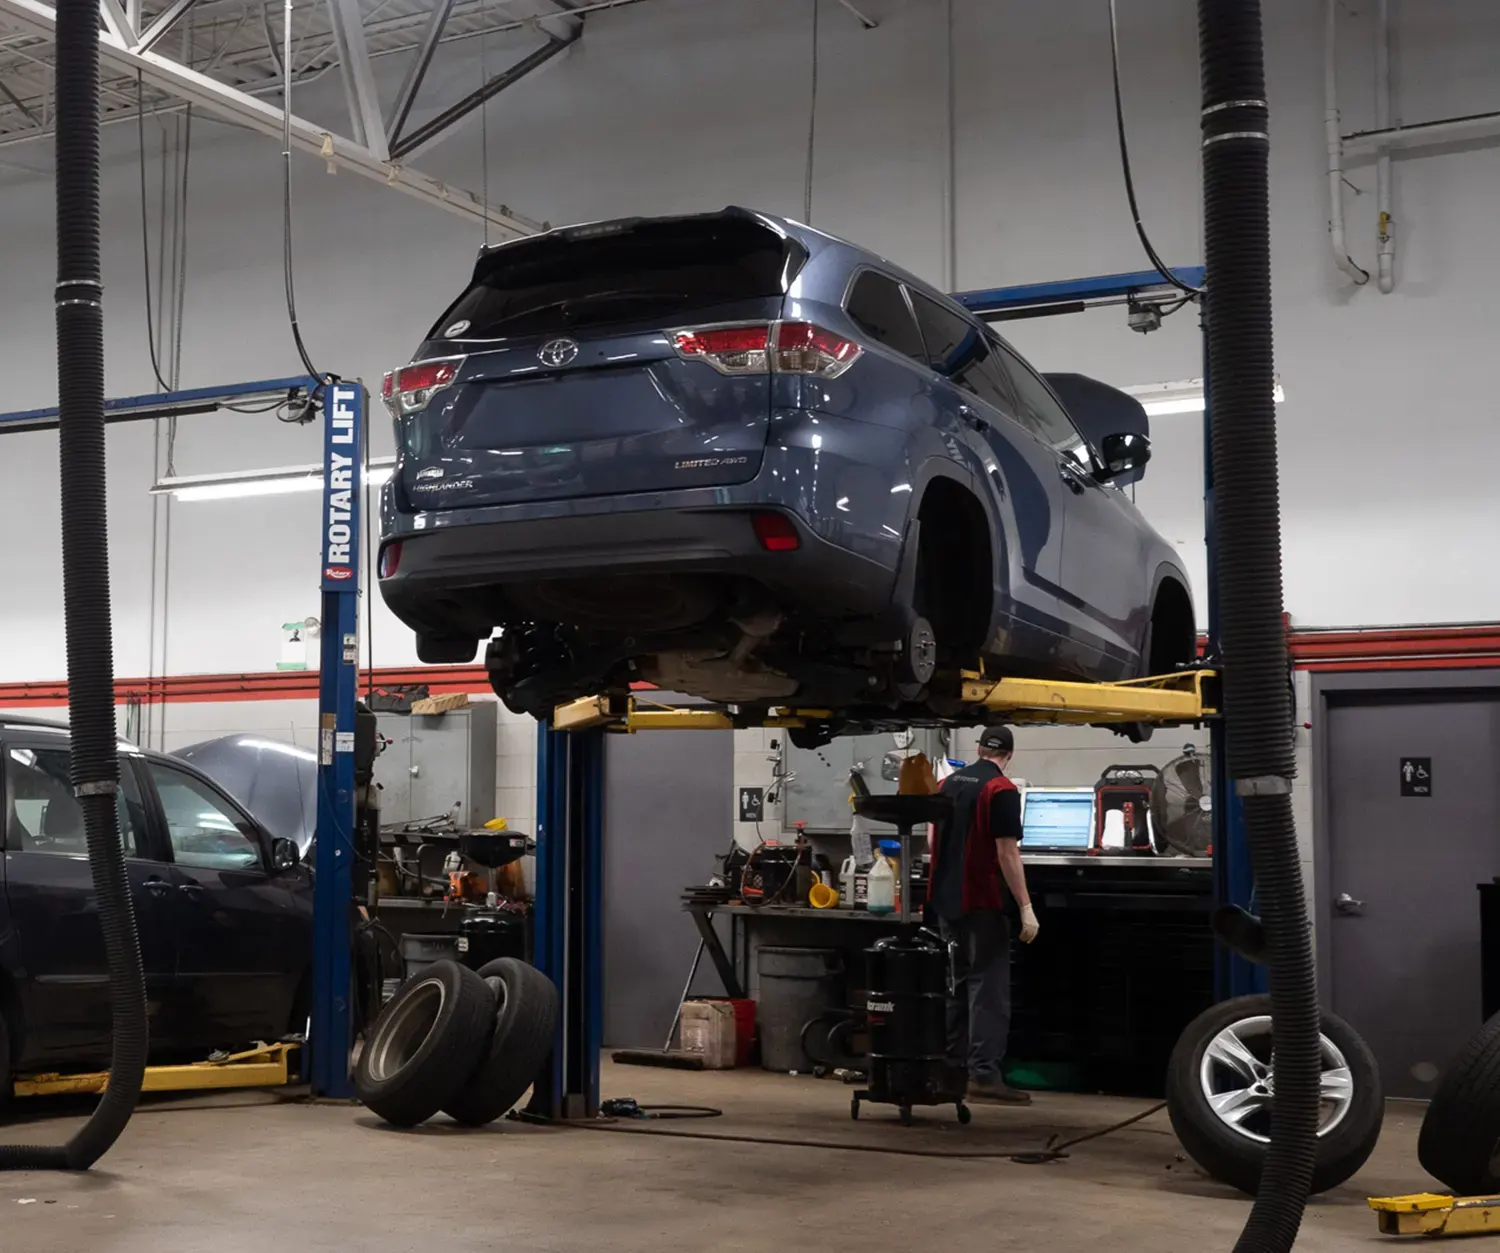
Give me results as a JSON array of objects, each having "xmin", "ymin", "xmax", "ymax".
[
  {"xmin": 1109, "ymin": 0, "xmax": 1202, "ymax": 296},
  {"xmin": 803, "ymin": 0, "xmax": 819, "ymax": 224},
  {"xmin": 135, "ymin": 74, "xmax": 170, "ymax": 392},
  {"xmin": 281, "ymin": 0, "xmax": 325, "ymax": 382},
  {"xmin": 480, "ymin": 1, "xmax": 491, "ymax": 248}
]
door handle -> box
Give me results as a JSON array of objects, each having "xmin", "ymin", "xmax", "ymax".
[
  {"xmin": 177, "ymin": 882, "xmax": 207, "ymax": 899},
  {"xmin": 1334, "ymin": 892, "xmax": 1365, "ymax": 915},
  {"xmin": 1057, "ymin": 461, "xmax": 1087, "ymax": 494},
  {"xmin": 957, "ymin": 404, "xmax": 984, "ymax": 432},
  {"xmin": 142, "ymin": 876, "xmax": 171, "ymax": 898}
]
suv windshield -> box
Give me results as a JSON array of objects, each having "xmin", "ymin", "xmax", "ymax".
[{"xmin": 430, "ymin": 215, "xmax": 807, "ymax": 340}]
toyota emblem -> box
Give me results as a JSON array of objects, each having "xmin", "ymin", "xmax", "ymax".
[{"xmin": 537, "ymin": 337, "xmax": 580, "ymax": 368}]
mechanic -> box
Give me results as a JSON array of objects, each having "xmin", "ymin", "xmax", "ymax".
[{"xmin": 927, "ymin": 725, "xmax": 1039, "ymax": 1106}]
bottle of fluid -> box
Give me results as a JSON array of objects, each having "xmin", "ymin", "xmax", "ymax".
[
  {"xmin": 839, "ymin": 855, "xmax": 858, "ymax": 909},
  {"xmin": 866, "ymin": 843, "xmax": 897, "ymax": 915}
]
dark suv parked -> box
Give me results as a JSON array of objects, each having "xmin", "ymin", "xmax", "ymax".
[
  {"xmin": 377, "ymin": 208, "xmax": 1195, "ymax": 737},
  {"xmin": 0, "ymin": 717, "xmax": 311, "ymax": 1083}
]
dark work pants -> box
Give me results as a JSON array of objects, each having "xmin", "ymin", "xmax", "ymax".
[{"xmin": 939, "ymin": 908, "xmax": 1012, "ymax": 1083}]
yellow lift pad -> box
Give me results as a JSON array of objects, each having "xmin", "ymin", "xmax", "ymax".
[
  {"xmin": 14, "ymin": 1041, "xmax": 298, "ymax": 1098},
  {"xmin": 1369, "ymin": 1193, "xmax": 1500, "ymax": 1237},
  {"xmin": 555, "ymin": 669, "xmax": 1216, "ymax": 733}
]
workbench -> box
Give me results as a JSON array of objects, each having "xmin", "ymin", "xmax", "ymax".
[{"xmin": 685, "ymin": 855, "xmax": 1214, "ymax": 1095}]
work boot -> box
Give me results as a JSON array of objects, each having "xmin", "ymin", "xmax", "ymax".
[{"xmin": 967, "ymin": 1078, "xmax": 1032, "ymax": 1106}]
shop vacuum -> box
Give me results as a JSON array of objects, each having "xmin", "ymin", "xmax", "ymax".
[{"xmin": 848, "ymin": 793, "xmax": 971, "ymax": 1126}]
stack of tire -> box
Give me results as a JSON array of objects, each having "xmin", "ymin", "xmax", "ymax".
[{"xmin": 355, "ymin": 957, "xmax": 558, "ymax": 1127}]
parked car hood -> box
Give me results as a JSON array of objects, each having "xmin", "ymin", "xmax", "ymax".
[{"xmin": 174, "ymin": 735, "xmax": 317, "ymax": 854}]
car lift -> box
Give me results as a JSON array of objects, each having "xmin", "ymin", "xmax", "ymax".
[
  {"xmin": 0, "ymin": 373, "xmax": 362, "ymax": 1102},
  {"xmin": 0, "ymin": 316, "xmax": 1257, "ymax": 1118},
  {"xmin": 528, "ymin": 265, "xmax": 1264, "ymax": 1121}
]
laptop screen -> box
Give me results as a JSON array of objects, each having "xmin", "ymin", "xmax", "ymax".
[{"xmin": 1020, "ymin": 789, "xmax": 1095, "ymax": 850}]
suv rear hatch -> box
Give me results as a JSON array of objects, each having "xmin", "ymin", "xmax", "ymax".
[{"xmin": 388, "ymin": 212, "xmax": 808, "ymax": 510}]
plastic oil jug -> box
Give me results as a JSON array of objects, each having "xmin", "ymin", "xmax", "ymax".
[{"xmin": 866, "ymin": 842, "xmax": 898, "ymax": 914}]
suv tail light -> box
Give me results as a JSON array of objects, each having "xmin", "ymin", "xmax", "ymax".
[
  {"xmin": 381, "ymin": 357, "xmax": 464, "ymax": 417},
  {"xmin": 772, "ymin": 321, "xmax": 862, "ymax": 379},
  {"xmin": 671, "ymin": 322, "xmax": 862, "ymax": 379},
  {"xmin": 752, "ymin": 511, "xmax": 800, "ymax": 552},
  {"xmin": 378, "ymin": 541, "xmax": 403, "ymax": 578},
  {"xmin": 671, "ymin": 326, "xmax": 771, "ymax": 375}
]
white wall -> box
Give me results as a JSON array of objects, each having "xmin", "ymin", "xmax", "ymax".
[{"xmin": 2, "ymin": 0, "xmax": 1498, "ymax": 690}]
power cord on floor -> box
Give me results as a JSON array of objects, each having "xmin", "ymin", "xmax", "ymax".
[{"xmin": 520, "ymin": 1097, "xmax": 1168, "ymax": 1164}]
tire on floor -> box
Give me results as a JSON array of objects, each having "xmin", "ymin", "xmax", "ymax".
[
  {"xmin": 443, "ymin": 957, "xmax": 560, "ymax": 1127},
  {"xmin": 354, "ymin": 960, "xmax": 496, "ymax": 1128},
  {"xmin": 1418, "ymin": 1011, "xmax": 1500, "ymax": 1195},
  {"xmin": 1165, "ymin": 994, "xmax": 1383, "ymax": 1195}
]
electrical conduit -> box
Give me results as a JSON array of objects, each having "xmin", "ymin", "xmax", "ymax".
[
  {"xmin": 1324, "ymin": 0, "xmax": 1370, "ymax": 286},
  {"xmin": 1374, "ymin": 0, "xmax": 1396, "ymax": 293},
  {"xmin": 1199, "ymin": 4, "xmax": 1322, "ymax": 1251},
  {"xmin": 0, "ymin": 0, "xmax": 150, "ymax": 1171}
]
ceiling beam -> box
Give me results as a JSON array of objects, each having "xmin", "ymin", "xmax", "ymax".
[
  {"xmin": 390, "ymin": 30, "xmax": 573, "ymax": 161},
  {"xmin": 132, "ymin": 0, "xmax": 200, "ymax": 53},
  {"xmin": 98, "ymin": 0, "xmax": 136, "ymax": 45},
  {"xmin": 325, "ymin": 0, "xmax": 387, "ymax": 160},
  {"xmin": 0, "ymin": 0, "xmax": 540, "ymax": 235},
  {"xmin": 385, "ymin": 0, "xmax": 452, "ymax": 148}
]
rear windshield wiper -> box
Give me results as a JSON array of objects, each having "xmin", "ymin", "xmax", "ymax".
[{"xmin": 479, "ymin": 289, "xmax": 692, "ymax": 333}]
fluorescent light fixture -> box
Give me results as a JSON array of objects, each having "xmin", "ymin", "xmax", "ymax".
[
  {"xmin": 1122, "ymin": 378, "xmax": 1284, "ymax": 417},
  {"xmin": 151, "ymin": 458, "xmax": 396, "ymax": 502}
]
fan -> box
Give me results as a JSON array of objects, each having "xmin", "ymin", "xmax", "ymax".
[{"xmin": 1149, "ymin": 744, "xmax": 1213, "ymax": 856}]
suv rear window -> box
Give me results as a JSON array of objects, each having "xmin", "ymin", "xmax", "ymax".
[{"xmin": 429, "ymin": 216, "xmax": 807, "ymax": 340}]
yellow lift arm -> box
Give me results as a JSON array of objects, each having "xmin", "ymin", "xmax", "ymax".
[
  {"xmin": 555, "ymin": 669, "xmax": 1217, "ymax": 733},
  {"xmin": 14, "ymin": 1041, "xmax": 299, "ymax": 1098},
  {"xmin": 1369, "ymin": 1193, "xmax": 1500, "ymax": 1238}
]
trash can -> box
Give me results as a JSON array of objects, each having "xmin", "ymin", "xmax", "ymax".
[{"xmin": 756, "ymin": 946, "xmax": 846, "ymax": 1072}]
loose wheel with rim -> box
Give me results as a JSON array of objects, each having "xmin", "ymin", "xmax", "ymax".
[{"xmin": 1166, "ymin": 994, "xmax": 1383, "ymax": 1195}]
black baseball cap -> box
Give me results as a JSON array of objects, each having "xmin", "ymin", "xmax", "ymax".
[{"xmin": 978, "ymin": 725, "xmax": 1014, "ymax": 753}]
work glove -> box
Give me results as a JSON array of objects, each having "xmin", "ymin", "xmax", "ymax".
[{"xmin": 1018, "ymin": 903, "xmax": 1040, "ymax": 944}]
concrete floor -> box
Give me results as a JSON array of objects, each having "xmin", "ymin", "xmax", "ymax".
[{"xmin": 0, "ymin": 1061, "xmax": 1438, "ymax": 1251}]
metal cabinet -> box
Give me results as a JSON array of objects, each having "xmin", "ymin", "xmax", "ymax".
[{"xmin": 373, "ymin": 704, "xmax": 498, "ymax": 828}]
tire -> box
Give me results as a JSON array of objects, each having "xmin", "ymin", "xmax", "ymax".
[
  {"xmin": 442, "ymin": 958, "xmax": 559, "ymax": 1127},
  {"xmin": 1165, "ymin": 994, "xmax": 1383, "ymax": 1196},
  {"xmin": 1418, "ymin": 1011, "xmax": 1500, "ymax": 1195},
  {"xmin": 354, "ymin": 960, "xmax": 496, "ymax": 1128}
]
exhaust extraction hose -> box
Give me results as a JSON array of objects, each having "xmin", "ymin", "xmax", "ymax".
[
  {"xmin": 1199, "ymin": 3, "xmax": 1321, "ymax": 1250},
  {"xmin": 0, "ymin": 0, "xmax": 150, "ymax": 1171}
]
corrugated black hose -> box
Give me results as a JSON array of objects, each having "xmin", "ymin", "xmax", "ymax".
[
  {"xmin": 0, "ymin": 0, "xmax": 150, "ymax": 1171},
  {"xmin": 1199, "ymin": 4, "xmax": 1321, "ymax": 1251}
]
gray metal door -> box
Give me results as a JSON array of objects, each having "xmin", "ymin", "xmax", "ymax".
[
  {"xmin": 1326, "ymin": 694, "xmax": 1500, "ymax": 1098},
  {"xmin": 602, "ymin": 728, "xmax": 733, "ymax": 1049}
]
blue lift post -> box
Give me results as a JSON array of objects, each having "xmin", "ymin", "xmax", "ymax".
[
  {"xmin": 530, "ymin": 265, "xmax": 1255, "ymax": 1114},
  {"xmin": 530, "ymin": 722, "xmax": 605, "ymax": 1120},
  {"xmin": 311, "ymin": 381, "xmax": 365, "ymax": 1099}
]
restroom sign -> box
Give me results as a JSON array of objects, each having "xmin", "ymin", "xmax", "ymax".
[{"xmin": 1400, "ymin": 757, "xmax": 1432, "ymax": 798}]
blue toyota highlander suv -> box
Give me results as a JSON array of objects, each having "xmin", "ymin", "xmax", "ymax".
[{"xmin": 378, "ymin": 208, "xmax": 1195, "ymax": 741}]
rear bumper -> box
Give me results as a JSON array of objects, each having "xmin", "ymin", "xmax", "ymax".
[{"xmin": 379, "ymin": 504, "xmax": 899, "ymax": 641}]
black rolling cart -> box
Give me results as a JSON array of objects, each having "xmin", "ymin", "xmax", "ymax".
[{"xmin": 847, "ymin": 793, "xmax": 970, "ymax": 1126}]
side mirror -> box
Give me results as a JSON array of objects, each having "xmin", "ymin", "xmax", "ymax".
[
  {"xmin": 272, "ymin": 837, "xmax": 301, "ymax": 872},
  {"xmin": 1097, "ymin": 432, "xmax": 1152, "ymax": 482}
]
